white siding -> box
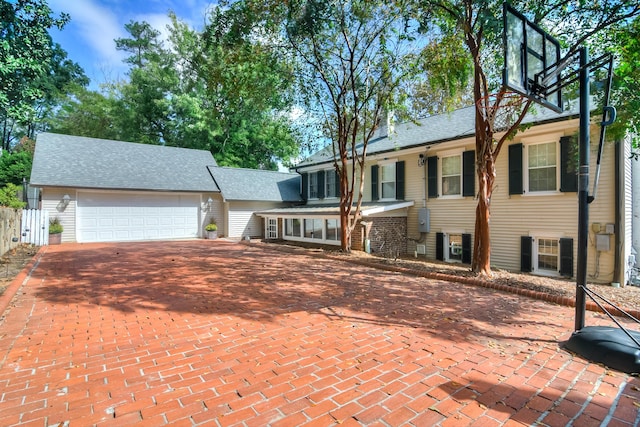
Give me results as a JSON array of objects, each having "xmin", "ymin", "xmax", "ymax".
[
  {"xmin": 227, "ymin": 201, "xmax": 281, "ymax": 238},
  {"xmin": 41, "ymin": 187, "xmax": 77, "ymax": 243},
  {"xmin": 623, "ymin": 135, "xmax": 633, "ymax": 284},
  {"xmin": 354, "ymin": 118, "xmax": 619, "ymax": 283},
  {"xmin": 202, "ymin": 193, "xmax": 224, "ymax": 237}
]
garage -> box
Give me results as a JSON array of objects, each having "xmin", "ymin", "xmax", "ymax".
[{"xmin": 77, "ymin": 192, "xmax": 200, "ymax": 243}]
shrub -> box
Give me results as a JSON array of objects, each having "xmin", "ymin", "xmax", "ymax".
[
  {"xmin": 49, "ymin": 217, "xmax": 63, "ymax": 234},
  {"xmin": 0, "ymin": 183, "xmax": 26, "ymax": 209}
]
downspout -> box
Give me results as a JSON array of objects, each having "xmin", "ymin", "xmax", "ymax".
[{"xmin": 613, "ymin": 138, "xmax": 624, "ymax": 285}]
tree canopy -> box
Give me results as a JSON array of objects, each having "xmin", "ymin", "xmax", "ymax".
[
  {"xmin": 417, "ymin": 0, "xmax": 640, "ymax": 275},
  {"xmin": 47, "ymin": 12, "xmax": 302, "ymax": 170},
  {"xmin": 0, "ymin": 0, "xmax": 87, "ymax": 150}
]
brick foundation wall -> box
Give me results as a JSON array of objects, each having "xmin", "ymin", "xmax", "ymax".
[{"xmin": 353, "ymin": 217, "xmax": 407, "ymax": 256}]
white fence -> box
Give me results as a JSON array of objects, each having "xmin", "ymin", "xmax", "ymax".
[{"xmin": 21, "ymin": 209, "xmax": 49, "ymax": 246}]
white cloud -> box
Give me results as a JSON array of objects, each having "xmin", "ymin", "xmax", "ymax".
[{"xmin": 50, "ymin": 0, "xmax": 126, "ymax": 63}]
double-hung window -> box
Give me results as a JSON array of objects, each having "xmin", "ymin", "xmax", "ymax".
[
  {"xmin": 309, "ymin": 173, "xmax": 319, "ymax": 199},
  {"xmin": 325, "ymin": 170, "xmax": 337, "ymax": 198},
  {"xmin": 441, "ymin": 154, "xmax": 462, "ymax": 196},
  {"xmin": 528, "ymin": 142, "xmax": 557, "ymax": 192},
  {"xmin": 537, "ymin": 238, "xmax": 558, "ymax": 272},
  {"xmin": 380, "ymin": 163, "xmax": 396, "ymax": 199}
]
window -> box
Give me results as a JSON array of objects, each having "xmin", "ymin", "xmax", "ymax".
[
  {"xmin": 436, "ymin": 232, "xmax": 471, "ymax": 264},
  {"xmin": 285, "ymin": 218, "xmax": 301, "ymax": 237},
  {"xmin": 281, "ymin": 216, "xmax": 341, "ymax": 246},
  {"xmin": 521, "ymin": 235, "xmax": 572, "ymax": 277},
  {"xmin": 447, "ymin": 234, "xmax": 463, "ymax": 261},
  {"xmin": 266, "ymin": 218, "xmax": 278, "ymax": 239},
  {"xmin": 304, "ymin": 219, "xmax": 323, "ymax": 239},
  {"xmin": 441, "ymin": 155, "xmax": 462, "ymax": 196},
  {"xmin": 528, "ymin": 142, "xmax": 557, "ymax": 192},
  {"xmin": 309, "ymin": 173, "xmax": 319, "ymax": 199},
  {"xmin": 537, "ymin": 238, "xmax": 558, "ymax": 272},
  {"xmin": 381, "ymin": 163, "xmax": 396, "ymax": 199},
  {"xmin": 325, "ymin": 170, "xmax": 337, "ymax": 198},
  {"xmin": 326, "ymin": 219, "xmax": 341, "ymax": 241}
]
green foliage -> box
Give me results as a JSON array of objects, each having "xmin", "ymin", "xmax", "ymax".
[
  {"xmin": 610, "ymin": 16, "xmax": 640, "ymax": 149},
  {"xmin": 0, "ymin": 183, "xmax": 25, "ymax": 208},
  {"xmin": 0, "ymin": 0, "xmax": 86, "ymax": 149},
  {"xmin": 49, "ymin": 12, "xmax": 301, "ymax": 170},
  {"xmin": 0, "ymin": 149, "xmax": 32, "ymax": 186},
  {"xmin": 205, "ymin": 222, "xmax": 218, "ymax": 231},
  {"xmin": 48, "ymin": 217, "xmax": 63, "ymax": 234},
  {"xmin": 46, "ymin": 84, "xmax": 123, "ymax": 140}
]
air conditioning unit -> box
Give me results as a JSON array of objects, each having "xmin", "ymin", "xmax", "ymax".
[{"xmin": 416, "ymin": 244, "xmax": 426, "ymax": 255}]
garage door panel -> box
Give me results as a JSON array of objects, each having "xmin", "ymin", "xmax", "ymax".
[{"xmin": 78, "ymin": 192, "xmax": 199, "ymax": 242}]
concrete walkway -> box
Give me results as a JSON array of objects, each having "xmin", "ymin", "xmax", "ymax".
[{"xmin": 0, "ymin": 241, "xmax": 638, "ymax": 426}]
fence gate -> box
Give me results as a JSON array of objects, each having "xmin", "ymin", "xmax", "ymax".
[{"xmin": 21, "ymin": 209, "xmax": 49, "ymax": 245}]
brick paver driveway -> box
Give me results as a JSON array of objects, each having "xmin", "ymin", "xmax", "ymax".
[{"xmin": 0, "ymin": 241, "xmax": 638, "ymax": 426}]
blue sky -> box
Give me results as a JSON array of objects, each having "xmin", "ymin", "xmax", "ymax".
[{"xmin": 47, "ymin": 0, "xmax": 215, "ymax": 87}]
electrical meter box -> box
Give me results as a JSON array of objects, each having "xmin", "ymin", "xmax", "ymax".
[
  {"xmin": 418, "ymin": 208, "xmax": 430, "ymax": 233},
  {"xmin": 596, "ymin": 234, "xmax": 610, "ymax": 252}
]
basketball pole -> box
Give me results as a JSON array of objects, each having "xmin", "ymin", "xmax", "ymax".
[{"xmin": 575, "ymin": 46, "xmax": 589, "ymax": 331}]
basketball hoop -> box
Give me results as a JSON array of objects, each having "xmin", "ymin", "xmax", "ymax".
[{"xmin": 475, "ymin": 91, "xmax": 527, "ymax": 133}]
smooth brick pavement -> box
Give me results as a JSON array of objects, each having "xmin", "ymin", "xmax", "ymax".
[{"xmin": 0, "ymin": 240, "xmax": 638, "ymax": 426}]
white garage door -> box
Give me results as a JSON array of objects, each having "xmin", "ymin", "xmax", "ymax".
[{"xmin": 77, "ymin": 192, "xmax": 200, "ymax": 242}]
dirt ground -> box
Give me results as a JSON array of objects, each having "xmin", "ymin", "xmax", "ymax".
[
  {"xmin": 260, "ymin": 241, "xmax": 640, "ymax": 316},
  {"xmin": 0, "ymin": 244, "xmax": 38, "ymax": 296},
  {"xmin": 336, "ymin": 251, "xmax": 640, "ymax": 315},
  {"xmin": 2, "ymin": 241, "xmax": 640, "ymax": 315}
]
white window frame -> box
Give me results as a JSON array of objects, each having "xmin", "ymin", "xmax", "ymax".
[
  {"xmin": 443, "ymin": 231, "xmax": 464, "ymax": 263},
  {"xmin": 523, "ymin": 136, "xmax": 561, "ymax": 195},
  {"xmin": 438, "ymin": 149, "xmax": 463, "ymax": 198},
  {"xmin": 281, "ymin": 216, "xmax": 342, "ymax": 246},
  {"xmin": 325, "ymin": 218, "xmax": 341, "ymax": 241},
  {"xmin": 266, "ymin": 218, "xmax": 278, "ymax": 239},
  {"xmin": 284, "ymin": 218, "xmax": 302, "ymax": 237},
  {"xmin": 530, "ymin": 232, "xmax": 562, "ymax": 277},
  {"xmin": 309, "ymin": 172, "xmax": 319, "ymax": 199},
  {"xmin": 325, "ymin": 170, "xmax": 338, "ymax": 199},
  {"xmin": 379, "ymin": 159, "xmax": 397, "ymax": 201}
]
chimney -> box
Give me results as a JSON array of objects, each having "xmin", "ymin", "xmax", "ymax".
[{"xmin": 377, "ymin": 110, "xmax": 394, "ymax": 139}]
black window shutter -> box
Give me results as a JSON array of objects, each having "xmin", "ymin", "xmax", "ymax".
[
  {"xmin": 560, "ymin": 136, "xmax": 578, "ymax": 192},
  {"xmin": 371, "ymin": 165, "xmax": 379, "ymax": 201},
  {"xmin": 334, "ymin": 170, "xmax": 340, "ymax": 197},
  {"xmin": 317, "ymin": 171, "xmax": 325, "ymax": 199},
  {"xmin": 462, "ymin": 233, "xmax": 472, "ymax": 264},
  {"xmin": 521, "ymin": 236, "xmax": 532, "ymax": 272},
  {"xmin": 509, "ymin": 144, "xmax": 523, "ymax": 195},
  {"xmin": 559, "ymin": 238, "xmax": 574, "ymax": 277},
  {"xmin": 436, "ymin": 232, "xmax": 444, "ymax": 261},
  {"xmin": 301, "ymin": 173, "xmax": 308, "ymax": 201},
  {"xmin": 396, "ymin": 160, "xmax": 405, "ymax": 200},
  {"xmin": 462, "ymin": 150, "xmax": 475, "ymax": 197},
  {"xmin": 427, "ymin": 156, "xmax": 438, "ymax": 198}
]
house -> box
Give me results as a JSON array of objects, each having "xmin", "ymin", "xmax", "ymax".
[
  {"xmin": 207, "ymin": 166, "xmax": 302, "ymax": 239},
  {"xmin": 30, "ymin": 133, "xmax": 301, "ymax": 243},
  {"xmin": 259, "ymin": 104, "xmax": 634, "ymax": 285}
]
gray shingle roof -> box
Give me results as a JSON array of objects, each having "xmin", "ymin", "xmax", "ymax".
[
  {"xmin": 208, "ymin": 166, "xmax": 302, "ymax": 202},
  {"xmin": 31, "ymin": 133, "xmax": 220, "ymax": 192},
  {"xmin": 298, "ymin": 101, "xmax": 580, "ymax": 168}
]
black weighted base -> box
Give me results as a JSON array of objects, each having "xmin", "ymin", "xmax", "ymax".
[{"xmin": 564, "ymin": 326, "xmax": 640, "ymax": 374}]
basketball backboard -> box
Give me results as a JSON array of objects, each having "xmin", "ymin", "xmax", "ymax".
[{"xmin": 503, "ymin": 3, "xmax": 563, "ymax": 112}]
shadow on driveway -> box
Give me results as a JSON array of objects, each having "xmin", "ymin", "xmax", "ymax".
[{"xmin": 35, "ymin": 241, "xmax": 564, "ymax": 346}]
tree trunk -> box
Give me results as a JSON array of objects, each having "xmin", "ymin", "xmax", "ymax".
[
  {"xmin": 472, "ymin": 149, "xmax": 496, "ymax": 276},
  {"xmin": 339, "ymin": 152, "xmax": 352, "ymax": 252},
  {"xmin": 340, "ymin": 203, "xmax": 350, "ymax": 252}
]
